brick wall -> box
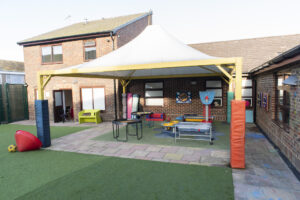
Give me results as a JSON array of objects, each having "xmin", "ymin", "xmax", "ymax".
[
  {"xmin": 117, "ymin": 14, "xmax": 150, "ymax": 48},
  {"xmin": 23, "ymin": 15, "xmax": 150, "ymax": 122},
  {"xmin": 254, "ymin": 65, "xmax": 300, "ymax": 173},
  {"xmin": 127, "ymin": 77, "xmax": 228, "ymax": 121}
]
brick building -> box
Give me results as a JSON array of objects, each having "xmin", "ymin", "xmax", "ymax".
[
  {"xmin": 18, "ymin": 12, "xmax": 152, "ymax": 122},
  {"xmin": 250, "ymin": 45, "xmax": 300, "ymax": 173},
  {"xmin": 190, "ymin": 34, "xmax": 300, "ymax": 122},
  {"xmin": 127, "ymin": 34, "xmax": 300, "ymax": 122}
]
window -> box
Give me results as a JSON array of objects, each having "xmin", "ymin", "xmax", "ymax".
[
  {"xmin": 206, "ymin": 80, "xmax": 222, "ymax": 107},
  {"xmin": 81, "ymin": 87, "xmax": 105, "ymax": 110},
  {"xmin": 242, "ymin": 79, "xmax": 253, "ymax": 108},
  {"xmin": 5, "ymin": 74, "xmax": 25, "ymax": 84},
  {"xmin": 145, "ymin": 82, "xmax": 163, "ymax": 106},
  {"xmin": 275, "ymin": 74, "xmax": 290, "ymax": 130},
  {"xmin": 41, "ymin": 45, "xmax": 63, "ymax": 63},
  {"xmin": 84, "ymin": 40, "xmax": 96, "ymax": 61}
]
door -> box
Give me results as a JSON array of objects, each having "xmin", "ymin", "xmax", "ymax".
[{"xmin": 53, "ymin": 90, "xmax": 63, "ymax": 122}]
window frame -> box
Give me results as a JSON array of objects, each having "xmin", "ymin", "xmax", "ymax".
[
  {"xmin": 275, "ymin": 73, "xmax": 290, "ymax": 131},
  {"xmin": 41, "ymin": 44, "xmax": 63, "ymax": 64},
  {"xmin": 205, "ymin": 79, "xmax": 223, "ymax": 108},
  {"xmin": 80, "ymin": 86, "xmax": 106, "ymax": 110},
  {"xmin": 83, "ymin": 39, "xmax": 97, "ymax": 61},
  {"xmin": 242, "ymin": 78, "xmax": 253, "ymax": 108},
  {"xmin": 144, "ymin": 81, "xmax": 164, "ymax": 107}
]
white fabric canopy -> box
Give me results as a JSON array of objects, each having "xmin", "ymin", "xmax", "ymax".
[{"xmin": 57, "ymin": 25, "xmax": 232, "ymax": 78}]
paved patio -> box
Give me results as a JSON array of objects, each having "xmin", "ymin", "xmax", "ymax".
[
  {"xmin": 13, "ymin": 120, "xmax": 300, "ymax": 199},
  {"xmin": 47, "ymin": 122, "xmax": 230, "ymax": 166}
]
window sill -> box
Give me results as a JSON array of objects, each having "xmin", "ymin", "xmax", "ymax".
[
  {"xmin": 42, "ymin": 62, "xmax": 63, "ymax": 65},
  {"xmin": 84, "ymin": 59, "xmax": 96, "ymax": 62}
]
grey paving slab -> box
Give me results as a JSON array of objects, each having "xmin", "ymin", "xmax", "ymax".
[{"xmin": 232, "ymin": 123, "xmax": 300, "ymax": 200}]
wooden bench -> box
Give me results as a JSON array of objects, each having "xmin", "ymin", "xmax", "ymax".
[{"xmin": 78, "ymin": 109, "xmax": 102, "ymax": 124}]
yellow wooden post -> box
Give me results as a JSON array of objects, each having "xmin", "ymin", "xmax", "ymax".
[
  {"xmin": 37, "ymin": 73, "xmax": 44, "ymax": 100},
  {"xmin": 120, "ymin": 79, "xmax": 131, "ymax": 94},
  {"xmin": 234, "ymin": 58, "xmax": 243, "ymax": 100}
]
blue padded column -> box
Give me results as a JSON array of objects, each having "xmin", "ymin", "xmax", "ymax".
[
  {"xmin": 227, "ymin": 92, "xmax": 234, "ymax": 123},
  {"xmin": 35, "ymin": 100, "xmax": 51, "ymax": 147}
]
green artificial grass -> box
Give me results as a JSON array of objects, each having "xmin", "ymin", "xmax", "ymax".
[
  {"xmin": 93, "ymin": 121, "xmax": 230, "ymax": 150},
  {"xmin": 17, "ymin": 157, "xmax": 234, "ymax": 200},
  {"xmin": 0, "ymin": 124, "xmax": 90, "ymax": 147},
  {"xmin": 0, "ymin": 124, "xmax": 234, "ymax": 200}
]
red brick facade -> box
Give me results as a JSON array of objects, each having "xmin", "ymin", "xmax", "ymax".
[
  {"xmin": 23, "ymin": 15, "xmax": 150, "ymax": 122},
  {"xmin": 127, "ymin": 77, "xmax": 228, "ymax": 121},
  {"xmin": 254, "ymin": 65, "xmax": 300, "ymax": 173}
]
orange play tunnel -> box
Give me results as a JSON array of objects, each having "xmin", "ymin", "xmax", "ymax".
[{"xmin": 230, "ymin": 100, "xmax": 246, "ymax": 169}]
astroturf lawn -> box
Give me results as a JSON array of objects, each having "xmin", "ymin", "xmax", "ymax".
[
  {"xmin": 93, "ymin": 121, "xmax": 230, "ymax": 150},
  {"xmin": 0, "ymin": 124, "xmax": 234, "ymax": 200}
]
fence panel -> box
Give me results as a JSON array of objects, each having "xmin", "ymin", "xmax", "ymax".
[
  {"xmin": 0, "ymin": 85, "xmax": 4, "ymax": 123},
  {"xmin": 0, "ymin": 84, "xmax": 28, "ymax": 123}
]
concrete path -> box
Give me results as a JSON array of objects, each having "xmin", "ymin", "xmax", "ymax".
[{"xmin": 233, "ymin": 124, "xmax": 300, "ymax": 200}]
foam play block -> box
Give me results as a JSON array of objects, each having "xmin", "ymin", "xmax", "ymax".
[
  {"xmin": 127, "ymin": 93, "xmax": 133, "ymax": 119},
  {"xmin": 15, "ymin": 130, "xmax": 42, "ymax": 152},
  {"xmin": 230, "ymin": 100, "xmax": 246, "ymax": 169}
]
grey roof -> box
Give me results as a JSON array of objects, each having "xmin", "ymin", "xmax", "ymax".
[
  {"xmin": 0, "ymin": 60, "xmax": 24, "ymax": 72},
  {"xmin": 18, "ymin": 12, "xmax": 151, "ymax": 45},
  {"xmin": 190, "ymin": 34, "xmax": 300, "ymax": 73}
]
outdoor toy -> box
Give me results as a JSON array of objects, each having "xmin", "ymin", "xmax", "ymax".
[
  {"xmin": 15, "ymin": 130, "xmax": 42, "ymax": 152},
  {"xmin": 199, "ymin": 91, "xmax": 215, "ymax": 122},
  {"xmin": 8, "ymin": 144, "xmax": 17, "ymax": 152},
  {"xmin": 127, "ymin": 93, "xmax": 133, "ymax": 119}
]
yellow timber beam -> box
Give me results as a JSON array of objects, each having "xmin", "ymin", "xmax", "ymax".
[
  {"xmin": 220, "ymin": 76, "xmax": 229, "ymax": 85},
  {"xmin": 42, "ymin": 75, "xmax": 52, "ymax": 89},
  {"xmin": 198, "ymin": 66, "xmax": 219, "ymax": 74},
  {"xmin": 234, "ymin": 58, "xmax": 243, "ymax": 100},
  {"xmin": 216, "ymin": 65, "xmax": 232, "ymax": 80},
  {"xmin": 37, "ymin": 73, "xmax": 53, "ymax": 100},
  {"xmin": 131, "ymin": 73, "xmax": 223, "ymax": 80},
  {"xmin": 39, "ymin": 57, "xmax": 239, "ymax": 76},
  {"xmin": 37, "ymin": 74, "xmax": 44, "ymax": 100},
  {"xmin": 120, "ymin": 79, "xmax": 131, "ymax": 94},
  {"xmin": 54, "ymin": 74, "xmax": 120, "ymax": 79}
]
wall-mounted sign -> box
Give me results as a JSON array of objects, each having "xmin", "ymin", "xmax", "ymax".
[
  {"xmin": 257, "ymin": 92, "xmax": 262, "ymax": 107},
  {"xmin": 176, "ymin": 91, "xmax": 191, "ymax": 104},
  {"xmin": 262, "ymin": 93, "xmax": 269, "ymax": 111}
]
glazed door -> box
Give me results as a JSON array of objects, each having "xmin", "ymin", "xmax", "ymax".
[{"xmin": 53, "ymin": 90, "xmax": 63, "ymax": 122}]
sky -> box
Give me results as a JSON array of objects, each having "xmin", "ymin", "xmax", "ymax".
[{"xmin": 1, "ymin": 0, "xmax": 300, "ymax": 61}]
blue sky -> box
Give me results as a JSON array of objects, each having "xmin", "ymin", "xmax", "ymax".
[{"xmin": 1, "ymin": 0, "xmax": 300, "ymax": 61}]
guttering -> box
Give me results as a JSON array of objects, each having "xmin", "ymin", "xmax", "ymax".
[
  {"xmin": 0, "ymin": 71, "xmax": 25, "ymax": 75},
  {"xmin": 18, "ymin": 31, "xmax": 111, "ymax": 46},
  {"xmin": 110, "ymin": 32, "xmax": 115, "ymax": 51}
]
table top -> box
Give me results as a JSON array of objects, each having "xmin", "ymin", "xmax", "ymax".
[
  {"xmin": 175, "ymin": 122, "xmax": 211, "ymax": 131},
  {"xmin": 184, "ymin": 116, "xmax": 214, "ymax": 119},
  {"xmin": 131, "ymin": 112, "xmax": 153, "ymax": 116},
  {"xmin": 112, "ymin": 119, "xmax": 142, "ymax": 125}
]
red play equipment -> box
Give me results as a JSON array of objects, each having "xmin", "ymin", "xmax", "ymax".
[
  {"xmin": 15, "ymin": 130, "xmax": 42, "ymax": 152},
  {"xmin": 146, "ymin": 113, "xmax": 166, "ymax": 122}
]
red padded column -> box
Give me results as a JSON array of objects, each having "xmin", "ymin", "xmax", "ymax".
[{"xmin": 230, "ymin": 100, "xmax": 246, "ymax": 168}]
